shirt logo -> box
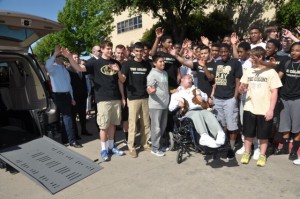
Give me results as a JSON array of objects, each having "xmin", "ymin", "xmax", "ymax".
[{"xmin": 100, "ymin": 65, "xmax": 117, "ymax": 76}]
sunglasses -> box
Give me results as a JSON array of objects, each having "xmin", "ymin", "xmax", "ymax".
[{"xmin": 56, "ymin": 55, "xmax": 64, "ymax": 58}]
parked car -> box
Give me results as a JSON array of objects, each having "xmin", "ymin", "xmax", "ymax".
[{"xmin": 0, "ymin": 11, "xmax": 64, "ymax": 157}]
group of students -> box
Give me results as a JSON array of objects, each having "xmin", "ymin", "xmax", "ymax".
[{"xmin": 47, "ymin": 23, "xmax": 300, "ymax": 167}]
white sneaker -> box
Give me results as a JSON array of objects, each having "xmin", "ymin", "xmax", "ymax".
[
  {"xmin": 293, "ymin": 159, "xmax": 300, "ymax": 165},
  {"xmin": 151, "ymin": 150, "xmax": 165, "ymax": 157},
  {"xmin": 236, "ymin": 145, "xmax": 245, "ymax": 155},
  {"xmin": 252, "ymin": 148, "xmax": 260, "ymax": 160}
]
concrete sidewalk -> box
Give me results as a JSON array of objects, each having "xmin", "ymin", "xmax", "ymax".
[{"xmin": 0, "ymin": 118, "xmax": 299, "ymax": 199}]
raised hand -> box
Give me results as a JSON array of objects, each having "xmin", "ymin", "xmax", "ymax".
[
  {"xmin": 282, "ymin": 28, "xmax": 293, "ymax": 38},
  {"xmin": 200, "ymin": 36, "xmax": 209, "ymax": 46},
  {"xmin": 231, "ymin": 32, "xmax": 239, "ymax": 45},
  {"xmin": 155, "ymin": 27, "xmax": 164, "ymax": 38},
  {"xmin": 60, "ymin": 47, "xmax": 72, "ymax": 58}
]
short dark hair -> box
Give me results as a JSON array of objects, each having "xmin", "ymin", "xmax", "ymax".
[
  {"xmin": 267, "ymin": 39, "xmax": 281, "ymax": 50},
  {"xmin": 219, "ymin": 43, "xmax": 231, "ymax": 50},
  {"xmin": 152, "ymin": 54, "xmax": 164, "ymax": 63},
  {"xmin": 161, "ymin": 35, "xmax": 172, "ymax": 43},
  {"xmin": 211, "ymin": 42, "xmax": 220, "ymax": 48},
  {"xmin": 238, "ymin": 42, "xmax": 251, "ymax": 51},
  {"xmin": 200, "ymin": 45, "xmax": 210, "ymax": 52},
  {"xmin": 290, "ymin": 42, "xmax": 300, "ymax": 50},
  {"xmin": 133, "ymin": 42, "xmax": 144, "ymax": 49},
  {"xmin": 249, "ymin": 26, "xmax": 262, "ymax": 33},
  {"xmin": 100, "ymin": 40, "xmax": 113, "ymax": 49},
  {"xmin": 143, "ymin": 42, "xmax": 151, "ymax": 49}
]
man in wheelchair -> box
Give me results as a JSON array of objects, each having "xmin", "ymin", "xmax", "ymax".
[{"xmin": 169, "ymin": 74, "xmax": 226, "ymax": 149}]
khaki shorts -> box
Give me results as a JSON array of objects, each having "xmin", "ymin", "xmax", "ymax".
[{"xmin": 97, "ymin": 100, "xmax": 121, "ymax": 129}]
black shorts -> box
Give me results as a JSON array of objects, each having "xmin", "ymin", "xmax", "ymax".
[{"xmin": 243, "ymin": 111, "xmax": 273, "ymax": 139}]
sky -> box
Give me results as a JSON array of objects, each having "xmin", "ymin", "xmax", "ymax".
[{"xmin": 0, "ymin": 0, "xmax": 65, "ymax": 22}]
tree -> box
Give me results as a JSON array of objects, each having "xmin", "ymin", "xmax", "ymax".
[
  {"xmin": 276, "ymin": 0, "xmax": 300, "ymax": 30},
  {"xmin": 140, "ymin": 10, "xmax": 233, "ymax": 44},
  {"xmin": 33, "ymin": 0, "xmax": 115, "ymax": 63},
  {"xmin": 108, "ymin": 0, "xmax": 285, "ymax": 43}
]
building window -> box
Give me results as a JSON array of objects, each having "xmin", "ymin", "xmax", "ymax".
[{"xmin": 117, "ymin": 15, "xmax": 142, "ymax": 34}]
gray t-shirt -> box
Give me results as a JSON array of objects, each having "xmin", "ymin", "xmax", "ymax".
[{"xmin": 147, "ymin": 68, "xmax": 169, "ymax": 109}]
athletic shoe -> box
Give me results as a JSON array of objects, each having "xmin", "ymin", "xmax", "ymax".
[
  {"xmin": 160, "ymin": 147, "xmax": 170, "ymax": 152},
  {"xmin": 252, "ymin": 148, "xmax": 260, "ymax": 160},
  {"xmin": 100, "ymin": 150, "xmax": 109, "ymax": 161},
  {"xmin": 108, "ymin": 147, "xmax": 124, "ymax": 156},
  {"xmin": 293, "ymin": 159, "xmax": 300, "ymax": 165},
  {"xmin": 240, "ymin": 152, "xmax": 251, "ymax": 164},
  {"xmin": 226, "ymin": 149, "xmax": 235, "ymax": 160},
  {"xmin": 236, "ymin": 145, "xmax": 245, "ymax": 155},
  {"xmin": 274, "ymin": 148, "xmax": 289, "ymax": 155},
  {"xmin": 151, "ymin": 150, "xmax": 165, "ymax": 157},
  {"xmin": 257, "ymin": 154, "xmax": 267, "ymax": 167},
  {"xmin": 289, "ymin": 152, "xmax": 298, "ymax": 161},
  {"xmin": 129, "ymin": 149, "xmax": 137, "ymax": 158}
]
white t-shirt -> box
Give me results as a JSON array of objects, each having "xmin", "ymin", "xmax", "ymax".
[
  {"xmin": 240, "ymin": 67, "xmax": 282, "ymax": 115},
  {"xmin": 251, "ymin": 42, "xmax": 266, "ymax": 49}
]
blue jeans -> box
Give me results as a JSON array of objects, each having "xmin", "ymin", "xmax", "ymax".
[{"xmin": 53, "ymin": 93, "xmax": 75, "ymax": 144}]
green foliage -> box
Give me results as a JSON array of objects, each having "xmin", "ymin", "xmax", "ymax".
[
  {"xmin": 140, "ymin": 10, "xmax": 233, "ymax": 44},
  {"xmin": 32, "ymin": 33, "xmax": 63, "ymax": 63},
  {"xmin": 33, "ymin": 0, "xmax": 114, "ymax": 63},
  {"xmin": 276, "ymin": 0, "xmax": 300, "ymax": 29}
]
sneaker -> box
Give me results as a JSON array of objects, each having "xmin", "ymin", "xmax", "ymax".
[
  {"xmin": 293, "ymin": 159, "xmax": 300, "ymax": 165},
  {"xmin": 100, "ymin": 150, "xmax": 109, "ymax": 161},
  {"xmin": 147, "ymin": 139, "xmax": 152, "ymax": 145},
  {"xmin": 151, "ymin": 150, "xmax": 165, "ymax": 157},
  {"xmin": 160, "ymin": 146, "xmax": 170, "ymax": 152},
  {"xmin": 236, "ymin": 145, "xmax": 245, "ymax": 155},
  {"xmin": 289, "ymin": 152, "xmax": 298, "ymax": 161},
  {"xmin": 240, "ymin": 152, "xmax": 251, "ymax": 164},
  {"xmin": 252, "ymin": 148, "xmax": 260, "ymax": 160},
  {"xmin": 108, "ymin": 147, "xmax": 124, "ymax": 156},
  {"xmin": 129, "ymin": 149, "xmax": 137, "ymax": 158},
  {"xmin": 226, "ymin": 149, "xmax": 235, "ymax": 160},
  {"xmin": 257, "ymin": 154, "xmax": 267, "ymax": 167},
  {"xmin": 123, "ymin": 140, "xmax": 128, "ymax": 146},
  {"xmin": 274, "ymin": 148, "xmax": 289, "ymax": 155}
]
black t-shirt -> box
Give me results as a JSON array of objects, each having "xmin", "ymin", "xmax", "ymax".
[
  {"xmin": 192, "ymin": 61, "xmax": 216, "ymax": 96},
  {"xmin": 157, "ymin": 51, "xmax": 181, "ymax": 89},
  {"xmin": 214, "ymin": 58, "xmax": 243, "ymax": 99},
  {"xmin": 278, "ymin": 58, "xmax": 300, "ymax": 100},
  {"xmin": 85, "ymin": 57, "xmax": 121, "ymax": 102},
  {"xmin": 266, "ymin": 55, "xmax": 290, "ymax": 72},
  {"xmin": 121, "ymin": 59, "xmax": 152, "ymax": 100}
]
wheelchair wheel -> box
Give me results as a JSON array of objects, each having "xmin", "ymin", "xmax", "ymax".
[
  {"xmin": 177, "ymin": 147, "xmax": 183, "ymax": 164},
  {"xmin": 168, "ymin": 132, "xmax": 175, "ymax": 151}
]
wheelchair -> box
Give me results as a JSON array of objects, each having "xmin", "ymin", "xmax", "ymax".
[{"xmin": 169, "ymin": 109, "xmax": 234, "ymax": 164}]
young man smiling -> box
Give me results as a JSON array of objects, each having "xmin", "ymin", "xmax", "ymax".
[{"xmin": 112, "ymin": 42, "xmax": 152, "ymax": 158}]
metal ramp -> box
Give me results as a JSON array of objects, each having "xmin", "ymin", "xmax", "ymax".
[{"xmin": 0, "ymin": 136, "xmax": 102, "ymax": 194}]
